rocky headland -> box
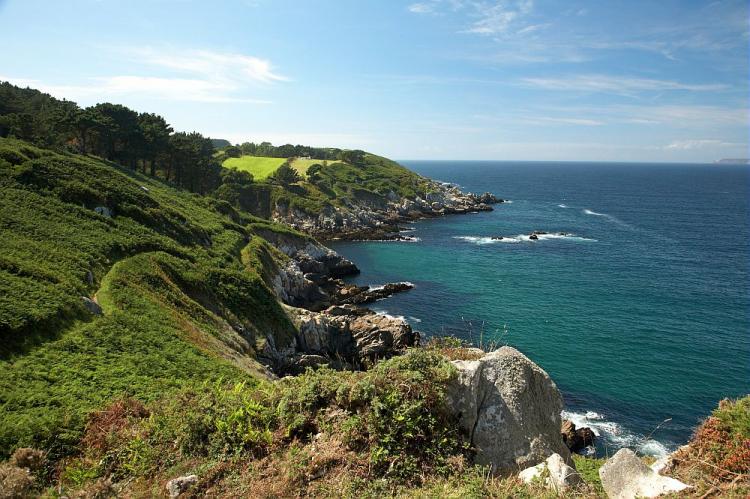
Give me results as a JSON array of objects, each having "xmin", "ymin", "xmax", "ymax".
[{"xmin": 272, "ymin": 178, "xmax": 503, "ymax": 241}]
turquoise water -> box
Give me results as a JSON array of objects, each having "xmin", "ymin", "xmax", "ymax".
[{"xmin": 327, "ymin": 161, "xmax": 750, "ymax": 456}]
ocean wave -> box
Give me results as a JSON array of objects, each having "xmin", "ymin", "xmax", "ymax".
[
  {"xmin": 408, "ymin": 316, "xmax": 422, "ymax": 323},
  {"xmin": 453, "ymin": 233, "xmax": 596, "ymax": 245},
  {"xmin": 558, "ymin": 203, "xmax": 568, "ymax": 208},
  {"xmin": 561, "ymin": 410, "xmax": 672, "ymax": 458},
  {"xmin": 583, "ymin": 208, "xmax": 606, "ymax": 216},
  {"xmin": 371, "ymin": 308, "xmax": 407, "ymax": 322},
  {"xmin": 582, "ymin": 208, "xmax": 633, "ymax": 228}
]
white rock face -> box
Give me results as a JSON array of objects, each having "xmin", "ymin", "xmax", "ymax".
[
  {"xmin": 599, "ymin": 448, "xmax": 690, "ymax": 499},
  {"xmin": 446, "ymin": 347, "xmax": 570, "ymax": 474},
  {"xmin": 519, "ymin": 453, "xmax": 581, "ymax": 492}
]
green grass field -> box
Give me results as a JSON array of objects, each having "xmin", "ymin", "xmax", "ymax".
[{"xmin": 223, "ymin": 156, "xmax": 287, "ymax": 179}]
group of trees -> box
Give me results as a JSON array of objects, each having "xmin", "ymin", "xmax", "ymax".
[{"xmin": 0, "ymin": 82, "xmax": 221, "ymax": 193}]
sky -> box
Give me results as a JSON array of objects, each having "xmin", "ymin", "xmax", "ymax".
[{"xmin": 0, "ymin": 0, "xmax": 748, "ymax": 162}]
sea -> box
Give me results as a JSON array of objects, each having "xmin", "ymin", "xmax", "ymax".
[{"xmin": 327, "ymin": 160, "xmax": 750, "ymax": 457}]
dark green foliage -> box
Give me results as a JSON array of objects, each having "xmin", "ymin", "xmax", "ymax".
[
  {"xmin": 269, "ymin": 161, "xmax": 303, "ymax": 186},
  {"xmin": 273, "ymin": 350, "xmax": 463, "ymax": 480}
]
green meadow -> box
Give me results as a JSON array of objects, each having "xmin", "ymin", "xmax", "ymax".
[{"xmin": 223, "ymin": 156, "xmax": 287, "ymax": 179}]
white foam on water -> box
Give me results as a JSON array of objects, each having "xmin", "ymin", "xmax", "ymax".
[
  {"xmin": 453, "ymin": 236, "xmax": 497, "ymax": 245},
  {"xmin": 583, "ymin": 208, "xmax": 606, "ymax": 216},
  {"xmin": 558, "ymin": 203, "xmax": 568, "ymax": 208},
  {"xmin": 372, "ymin": 309, "xmax": 408, "ymax": 322},
  {"xmin": 408, "ymin": 316, "xmax": 422, "ymax": 323},
  {"xmin": 582, "ymin": 208, "xmax": 633, "ymax": 229},
  {"xmin": 453, "ymin": 233, "xmax": 596, "ymax": 244},
  {"xmin": 368, "ymin": 284, "xmax": 385, "ymax": 291},
  {"xmin": 562, "ymin": 410, "xmax": 671, "ymax": 458}
]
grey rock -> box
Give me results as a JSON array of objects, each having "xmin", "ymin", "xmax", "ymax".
[
  {"xmin": 166, "ymin": 474, "xmax": 198, "ymax": 498},
  {"xmin": 94, "ymin": 206, "xmax": 112, "ymax": 218},
  {"xmin": 599, "ymin": 448, "xmax": 690, "ymax": 499},
  {"xmin": 446, "ymin": 347, "xmax": 570, "ymax": 474},
  {"xmin": 81, "ymin": 296, "xmax": 102, "ymax": 315},
  {"xmin": 519, "ymin": 453, "xmax": 581, "ymax": 491}
]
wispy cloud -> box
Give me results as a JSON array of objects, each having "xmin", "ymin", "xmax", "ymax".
[
  {"xmin": 1, "ymin": 75, "xmax": 274, "ymax": 104},
  {"xmin": 526, "ymin": 116, "xmax": 604, "ymax": 126},
  {"xmin": 521, "ymin": 74, "xmax": 728, "ymax": 94},
  {"xmin": 664, "ymin": 139, "xmax": 744, "ymax": 150},
  {"xmin": 1, "ymin": 47, "xmax": 287, "ymax": 104},
  {"xmin": 131, "ymin": 47, "xmax": 289, "ymax": 84},
  {"xmin": 463, "ymin": 0, "xmax": 534, "ymax": 35},
  {"xmin": 407, "ymin": 2, "xmax": 434, "ymax": 14},
  {"xmin": 407, "ymin": 0, "xmax": 536, "ymax": 35}
]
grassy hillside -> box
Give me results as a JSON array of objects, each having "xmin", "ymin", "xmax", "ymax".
[
  {"xmin": 223, "ymin": 155, "xmax": 287, "ymax": 179},
  {"xmin": 0, "ymin": 137, "xmax": 302, "ymax": 459}
]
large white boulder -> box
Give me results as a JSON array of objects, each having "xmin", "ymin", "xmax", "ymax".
[
  {"xmin": 519, "ymin": 453, "xmax": 581, "ymax": 491},
  {"xmin": 446, "ymin": 347, "xmax": 571, "ymax": 474},
  {"xmin": 599, "ymin": 448, "xmax": 690, "ymax": 499}
]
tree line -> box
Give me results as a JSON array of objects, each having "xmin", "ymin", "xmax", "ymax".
[{"xmin": 0, "ymin": 82, "xmax": 220, "ymax": 193}]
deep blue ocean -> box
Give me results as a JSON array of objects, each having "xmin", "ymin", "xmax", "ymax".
[{"xmin": 328, "ymin": 161, "xmax": 750, "ymax": 456}]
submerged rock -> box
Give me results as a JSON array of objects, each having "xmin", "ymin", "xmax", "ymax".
[
  {"xmin": 446, "ymin": 347, "xmax": 570, "ymax": 474},
  {"xmin": 599, "ymin": 448, "xmax": 690, "ymax": 499}
]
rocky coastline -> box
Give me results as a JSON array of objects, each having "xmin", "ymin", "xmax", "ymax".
[
  {"xmin": 255, "ymin": 181, "xmax": 506, "ymax": 375},
  {"xmin": 271, "ymin": 178, "xmax": 504, "ymax": 241}
]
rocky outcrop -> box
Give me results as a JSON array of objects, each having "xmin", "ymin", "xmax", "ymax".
[
  {"xmin": 333, "ymin": 281, "xmax": 414, "ymax": 305},
  {"xmin": 519, "ymin": 453, "xmax": 581, "ymax": 491},
  {"xmin": 272, "ymin": 180, "xmax": 503, "ymax": 240},
  {"xmin": 275, "ymin": 307, "xmax": 418, "ymax": 374},
  {"xmin": 561, "ymin": 419, "xmax": 596, "ymax": 452},
  {"xmin": 599, "ymin": 448, "xmax": 690, "ymax": 499},
  {"xmin": 446, "ymin": 347, "xmax": 570, "ymax": 474}
]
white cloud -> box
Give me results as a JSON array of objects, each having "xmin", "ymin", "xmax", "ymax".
[
  {"xmin": 1, "ymin": 47, "xmax": 287, "ymax": 104},
  {"xmin": 464, "ymin": 0, "xmax": 534, "ymax": 35},
  {"xmin": 408, "ymin": 3, "xmax": 434, "ymax": 14},
  {"xmin": 521, "ymin": 74, "xmax": 728, "ymax": 94},
  {"xmin": 131, "ymin": 47, "xmax": 288, "ymax": 84},
  {"xmin": 664, "ymin": 139, "xmax": 743, "ymax": 150},
  {"xmin": 407, "ymin": 1, "xmax": 535, "ymax": 35},
  {"xmin": 1, "ymin": 75, "xmax": 273, "ymax": 104},
  {"xmin": 527, "ymin": 116, "xmax": 604, "ymax": 126}
]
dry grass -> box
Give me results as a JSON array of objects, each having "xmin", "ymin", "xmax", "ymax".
[
  {"xmin": 665, "ymin": 397, "xmax": 750, "ymax": 497},
  {"xmin": 80, "ymin": 399, "xmax": 149, "ymax": 454}
]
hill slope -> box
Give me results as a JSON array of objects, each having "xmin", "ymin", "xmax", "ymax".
[{"xmin": 0, "ymin": 138, "xmax": 305, "ymax": 457}]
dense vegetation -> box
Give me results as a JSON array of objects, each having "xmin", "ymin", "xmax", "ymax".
[{"xmin": 0, "ymin": 137, "xmax": 300, "ymax": 460}]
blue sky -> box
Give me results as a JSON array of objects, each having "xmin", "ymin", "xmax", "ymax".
[{"xmin": 0, "ymin": 0, "xmax": 747, "ymax": 161}]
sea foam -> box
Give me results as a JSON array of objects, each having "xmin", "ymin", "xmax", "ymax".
[
  {"xmin": 453, "ymin": 233, "xmax": 596, "ymax": 244},
  {"xmin": 561, "ymin": 410, "xmax": 672, "ymax": 458}
]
